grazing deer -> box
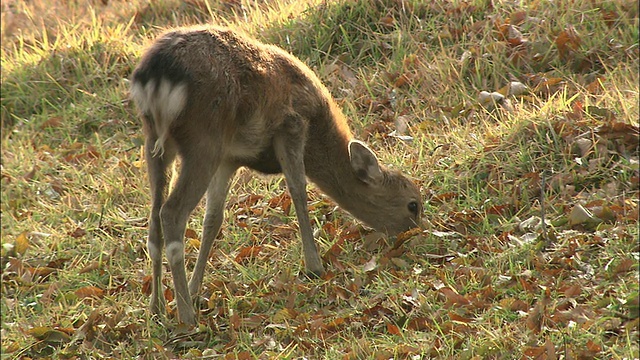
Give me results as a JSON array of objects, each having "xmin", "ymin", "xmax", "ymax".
[{"xmin": 130, "ymin": 26, "xmax": 422, "ymax": 326}]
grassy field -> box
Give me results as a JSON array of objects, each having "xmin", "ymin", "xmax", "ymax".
[{"xmin": 1, "ymin": 0, "xmax": 639, "ymax": 358}]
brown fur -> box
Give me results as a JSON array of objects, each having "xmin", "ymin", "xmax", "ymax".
[{"xmin": 130, "ymin": 26, "xmax": 422, "ymax": 325}]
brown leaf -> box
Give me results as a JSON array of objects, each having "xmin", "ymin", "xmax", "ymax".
[
  {"xmin": 68, "ymin": 227, "xmax": 86, "ymax": 238},
  {"xmin": 510, "ymin": 299, "xmax": 530, "ymax": 312},
  {"xmin": 226, "ymin": 351, "xmax": 253, "ymax": 360},
  {"xmin": 79, "ymin": 261, "xmax": 101, "ymax": 274},
  {"xmin": 362, "ymin": 232, "xmax": 387, "ymax": 251},
  {"xmin": 386, "ymin": 322, "xmax": 401, "ymax": 335},
  {"xmin": 534, "ymin": 77, "xmax": 564, "ymax": 96},
  {"xmin": 585, "ymin": 76, "xmax": 605, "ymax": 94},
  {"xmin": 601, "ymin": 9, "xmax": 619, "ymax": 28},
  {"xmin": 563, "ymin": 284, "xmax": 582, "ymax": 298},
  {"xmin": 50, "ymin": 178, "xmax": 65, "ymax": 195},
  {"xmin": 379, "ymin": 15, "xmax": 395, "ymax": 27},
  {"xmin": 363, "ymin": 304, "xmax": 394, "ymax": 318},
  {"xmin": 362, "ymin": 120, "xmax": 391, "ymax": 138},
  {"xmin": 185, "ymin": 228, "xmax": 198, "ymax": 239},
  {"xmin": 393, "ymin": 73, "xmax": 411, "ymax": 88},
  {"xmin": 406, "ymin": 317, "xmax": 431, "ymax": 331},
  {"xmin": 362, "ymin": 256, "xmax": 378, "ymax": 272},
  {"xmin": 75, "ymin": 285, "xmax": 105, "ymax": 299},
  {"xmin": 164, "ymin": 287, "xmax": 174, "ymax": 302},
  {"xmin": 439, "ymin": 287, "xmax": 471, "ymax": 306},
  {"xmin": 555, "ymin": 26, "xmax": 581, "ymax": 58},
  {"xmin": 40, "ymin": 283, "xmax": 59, "ymax": 305},
  {"xmin": 23, "ymin": 167, "xmax": 37, "ymax": 182},
  {"xmin": 505, "ymin": 24, "xmax": 526, "ymax": 46},
  {"xmin": 613, "ymin": 258, "xmax": 635, "ymax": 275},
  {"xmin": 28, "ymin": 266, "xmax": 57, "ymax": 277},
  {"xmin": 235, "ymin": 246, "xmax": 263, "ymax": 263},
  {"xmin": 526, "ymin": 303, "xmax": 543, "ymax": 333},
  {"xmin": 545, "ymin": 336, "xmax": 557, "ymax": 360},
  {"xmin": 39, "ymin": 116, "xmax": 62, "ymax": 129},
  {"xmin": 15, "ymin": 231, "xmax": 29, "ymax": 256},
  {"xmin": 46, "ymin": 257, "xmax": 70, "ymax": 269},
  {"xmin": 585, "ymin": 340, "xmax": 602, "ymax": 353},
  {"xmin": 523, "ymin": 345, "xmax": 545, "ymax": 357},
  {"xmin": 26, "ymin": 326, "xmax": 72, "ymax": 344},
  {"xmin": 63, "ymin": 145, "xmax": 100, "ymax": 163},
  {"xmin": 448, "ymin": 311, "xmax": 473, "ymax": 323},
  {"xmin": 510, "ymin": 10, "xmax": 527, "ymax": 25},
  {"xmin": 3, "ymin": 258, "xmax": 25, "ymax": 275},
  {"xmin": 268, "ymin": 193, "xmax": 292, "ymax": 214}
]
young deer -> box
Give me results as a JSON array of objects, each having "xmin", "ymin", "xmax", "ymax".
[{"xmin": 130, "ymin": 26, "xmax": 422, "ymax": 326}]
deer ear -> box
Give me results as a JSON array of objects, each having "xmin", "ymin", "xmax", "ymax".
[{"xmin": 349, "ymin": 140, "xmax": 384, "ymax": 185}]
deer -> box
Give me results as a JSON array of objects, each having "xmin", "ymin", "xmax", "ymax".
[{"xmin": 130, "ymin": 25, "xmax": 422, "ymax": 326}]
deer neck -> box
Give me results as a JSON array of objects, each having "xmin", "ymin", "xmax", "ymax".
[{"xmin": 304, "ymin": 107, "xmax": 365, "ymax": 210}]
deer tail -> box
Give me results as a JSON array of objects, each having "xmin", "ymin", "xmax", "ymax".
[{"xmin": 130, "ymin": 78, "xmax": 187, "ymax": 156}]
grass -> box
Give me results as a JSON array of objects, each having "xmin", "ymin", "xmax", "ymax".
[{"xmin": 1, "ymin": 0, "xmax": 639, "ymax": 358}]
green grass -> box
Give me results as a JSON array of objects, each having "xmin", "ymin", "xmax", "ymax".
[{"xmin": 1, "ymin": 0, "xmax": 639, "ymax": 358}]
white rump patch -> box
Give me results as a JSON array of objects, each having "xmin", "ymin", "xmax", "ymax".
[{"xmin": 131, "ymin": 78, "xmax": 187, "ymax": 156}]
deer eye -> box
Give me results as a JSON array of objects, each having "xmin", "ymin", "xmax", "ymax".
[{"xmin": 408, "ymin": 201, "xmax": 419, "ymax": 216}]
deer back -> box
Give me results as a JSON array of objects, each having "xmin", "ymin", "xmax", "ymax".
[{"xmin": 131, "ymin": 26, "xmax": 422, "ymax": 235}]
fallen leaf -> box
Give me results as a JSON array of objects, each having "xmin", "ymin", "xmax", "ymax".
[
  {"xmin": 363, "ymin": 256, "xmax": 378, "ymax": 272},
  {"xmin": 75, "ymin": 286, "xmax": 105, "ymax": 299},
  {"xmin": 555, "ymin": 26, "xmax": 581, "ymax": 58},
  {"xmin": 39, "ymin": 116, "xmax": 62, "ymax": 129},
  {"xmin": 563, "ymin": 284, "xmax": 581, "ymax": 298},
  {"xmin": 523, "ymin": 345, "xmax": 545, "ymax": 357},
  {"xmin": 393, "ymin": 73, "xmax": 411, "ymax": 88},
  {"xmin": 440, "ymin": 287, "xmax": 471, "ymax": 306},
  {"xmin": 526, "ymin": 307, "xmax": 543, "ymax": 334},
  {"xmin": 272, "ymin": 308, "xmax": 294, "ymax": 323},
  {"xmin": 386, "ymin": 322, "xmax": 401, "ymax": 335},
  {"xmin": 79, "ymin": 261, "xmax": 101, "ymax": 274},
  {"xmin": 235, "ymin": 246, "xmax": 263, "ymax": 263},
  {"xmin": 23, "ymin": 167, "xmax": 37, "ymax": 182},
  {"xmin": 406, "ymin": 317, "xmax": 431, "ymax": 331},
  {"xmin": 545, "ymin": 336, "xmax": 557, "ymax": 360},
  {"xmin": 27, "ymin": 326, "xmax": 72, "ymax": 344},
  {"xmin": 510, "ymin": 10, "xmax": 527, "ymax": 25},
  {"xmin": 379, "ymin": 15, "xmax": 395, "ymax": 27},
  {"xmin": 68, "ymin": 227, "xmax": 86, "ymax": 238},
  {"xmin": 28, "ymin": 266, "xmax": 57, "ymax": 277},
  {"xmin": 15, "ymin": 231, "xmax": 29, "ymax": 256},
  {"xmin": 164, "ymin": 287, "xmax": 174, "ymax": 302},
  {"xmin": 613, "ymin": 258, "xmax": 635, "ymax": 276},
  {"xmin": 585, "ymin": 76, "xmax": 605, "ymax": 94},
  {"xmin": 585, "ymin": 340, "xmax": 602, "ymax": 353},
  {"xmin": 508, "ymin": 81, "xmax": 528, "ymax": 96},
  {"xmin": 185, "ymin": 228, "xmax": 198, "ymax": 239},
  {"xmin": 568, "ymin": 204, "xmax": 600, "ymax": 227}
]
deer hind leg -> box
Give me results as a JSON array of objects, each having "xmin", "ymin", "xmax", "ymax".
[
  {"xmin": 188, "ymin": 161, "xmax": 238, "ymax": 297},
  {"xmin": 273, "ymin": 113, "xmax": 325, "ymax": 277},
  {"xmin": 161, "ymin": 147, "xmax": 219, "ymax": 326},
  {"xmin": 145, "ymin": 127, "xmax": 177, "ymax": 317}
]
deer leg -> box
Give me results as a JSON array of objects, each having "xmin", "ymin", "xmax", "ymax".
[
  {"xmin": 161, "ymin": 153, "xmax": 218, "ymax": 326},
  {"xmin": 145, "ymin": 132, "xmax": 176, "ymax": 317},
  {"xmin": 188, "ymin": 162, "xmax": 238, "ymax": 297},
  {"xmin": 273, "ymin": 113, "xmax": 325, "ymax": 277}
]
